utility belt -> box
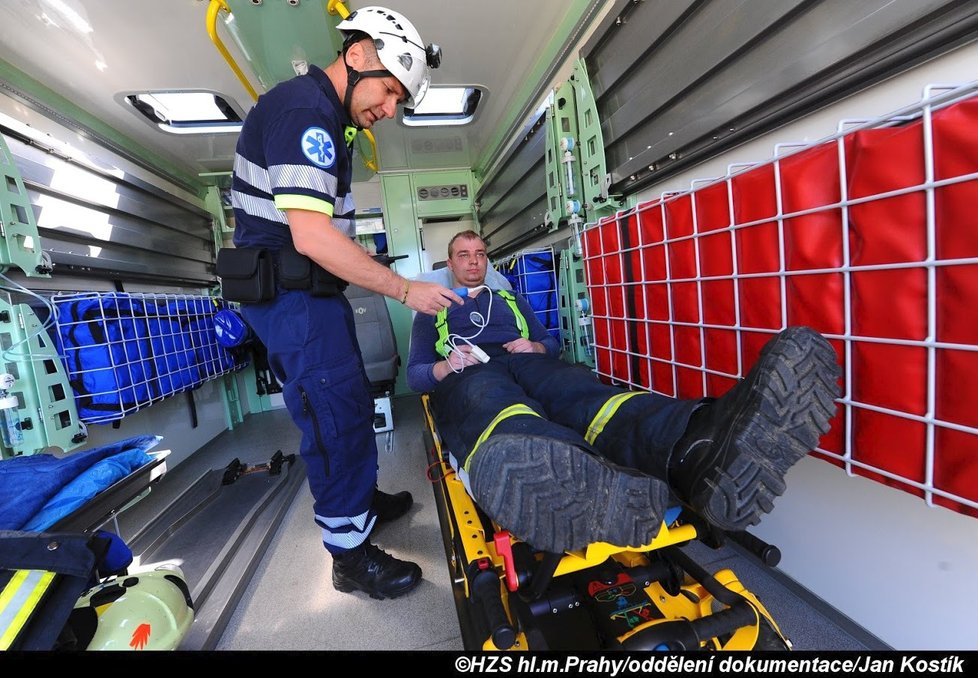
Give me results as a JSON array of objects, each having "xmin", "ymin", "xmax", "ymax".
[{"xmin": 216, "ymin": 241, "xmax": 348, "ymax": 303}]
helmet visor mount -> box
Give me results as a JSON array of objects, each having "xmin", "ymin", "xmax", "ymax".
[
  {"xmin": 336, "ymin": 7, "xmax": 441, "ymax": 109},
  {"xmin": 426, "ymin": 43, "xmax": 442, "ymax": 69}
]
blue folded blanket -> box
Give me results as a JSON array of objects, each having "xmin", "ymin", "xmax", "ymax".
[{"xmin": 0, "ymin": 435, "xmax": 161, "ymax": 531}]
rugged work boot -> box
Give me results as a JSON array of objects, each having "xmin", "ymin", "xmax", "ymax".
[
  {"xmin": 468, "ymin": 434, "xmax": 672, "ymax": 554},
  {"xmin": 669, "ymin": 326, "xmax": 841, "ymax": 532},
  {"xmin": 371, "ymin": 488, "xmax": 413, "ymax": 526},
  {"xmin": 331, "ymin": 540, "xmax": 422, "ymax": 599}
]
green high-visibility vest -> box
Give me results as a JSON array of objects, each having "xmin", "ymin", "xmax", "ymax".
[{"xmin": 434, "ymin": 289, "xmax": 529, "ymax": 357}]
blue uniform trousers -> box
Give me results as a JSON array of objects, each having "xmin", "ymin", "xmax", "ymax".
[
  {"xmin": 430, "ymin": 351, "xmax": 700, "ymax": 483},
  {"xmin": 242, "ymin": 290, "xmax": 378, "ymax": 554}
]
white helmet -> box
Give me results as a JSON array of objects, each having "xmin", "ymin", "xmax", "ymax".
[{"xmin": 337, "ymin": 6, "xmax": 441, "ymax": 109}]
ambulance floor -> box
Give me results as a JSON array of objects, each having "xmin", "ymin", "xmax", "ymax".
[{"xmin": 117, "ymin": 396, "xmax": 886, "ymax": 651}]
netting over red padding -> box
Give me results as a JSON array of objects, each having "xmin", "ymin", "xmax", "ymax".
[{"xmin": 582, "ymin": 85, "xmax": 978, "ymax": 518}]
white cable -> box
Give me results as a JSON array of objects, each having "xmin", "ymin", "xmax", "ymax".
[
  {"xmin": 0, "ymin": 272, "xmax": 61, "ymax": 362},
  {"xmin": 445, "ymin": 285, "xmax": 493, "ymax": 374}
]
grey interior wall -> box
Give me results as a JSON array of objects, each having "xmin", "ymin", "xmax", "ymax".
[
  {"xmin": 476, "ymin": 112, "xmax": 550, "ymax": 256},
  {"xmin": 80, "ymin": 376, "xmax": 229, "ymax": 470},
  {"xmin": 3, "ymin": 131, "xmax": 214, "ymax": 286},
  {"xmin": 585, "ymin": 0, "xmax": 978, "ymax": 195}
]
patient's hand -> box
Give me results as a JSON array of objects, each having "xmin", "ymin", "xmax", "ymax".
[
  {"xmin": 503, "ymin": 338, "xmax": 545, "ymax": 354},
  {"xmin": 448, "ymin": 345, "xmax": 483, "ymax": 369},
  {"xmin": 433, "ymin": 345, "xmax": 484, "ymax": 381}
]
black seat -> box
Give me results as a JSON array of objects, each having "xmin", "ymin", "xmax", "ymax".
[{"xmin": 343, "ymin": 283, "xmax": 399, "ymax": 393}]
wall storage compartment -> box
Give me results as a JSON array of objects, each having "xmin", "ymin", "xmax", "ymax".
[{"xmin": 53, "ymin": 292, "xmax": 248, "ymax": 423}]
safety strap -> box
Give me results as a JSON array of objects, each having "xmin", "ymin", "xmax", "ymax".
[
  {"xmin": 584, "ymin": 392, "xmax": 644, "ymax": 445},
  {"xmin": 434, "ymin": 290, "xmax": 530, "ymax": 357},
  {"xmin": 497, "ymin": 290, "xmax": 530, "ymax": 341},
  {"xmin": 0, "ymin": 569, "xmax": 56, "ymax": 650},
  {"xmin": 435, "ymin": 306, "xmax": 451, "ymax": 357},
  {"xmin": 463, "ymin": 403, "xmax": 541, "ymax": 473}
]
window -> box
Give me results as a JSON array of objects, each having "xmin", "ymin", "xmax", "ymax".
[
  {"xmin": 123, "ymin": 91, "xmax": 243, "ymax": 135},
  {"xmin": 401, "ymin": 86, "xmax": 485, "ymax": 127}
]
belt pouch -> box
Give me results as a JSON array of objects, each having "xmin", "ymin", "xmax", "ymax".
[
  {"xmin": 278, "ymin": 245, "xmax": 313, "ymax": 290},
  {"xmin": 311, "ymin": 265, "xmax": 349, "ymax": 297},
  {"xmin": 216, "ymin": 247, "xmax": 275, "ymax": 303}
]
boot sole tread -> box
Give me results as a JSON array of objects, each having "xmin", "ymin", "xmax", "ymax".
[
  {"xmin": 471, "ymin": 436, "xmax": 669, "ymax": 553},
  {"xmin": 697, "ymin": 327, "xmax": 841, "ymax": 530}
]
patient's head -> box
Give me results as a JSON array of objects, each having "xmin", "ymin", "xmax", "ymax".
[{"xmin": 446, "ymin": 230, "xmax": 488, "ymax": 288}]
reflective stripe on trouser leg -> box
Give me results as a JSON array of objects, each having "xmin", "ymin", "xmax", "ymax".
[
  {"xmin": 315, "ymin": 510, "xmax": 377, "ymax": 551},
  {"xmin": 0, "ymin": 570, "xmax": 55, "ymax": 650},
  {"xmin": 461, "ymin": 403, "xmax": 541, "ymax": 474},
  {"xmin": 584, "ymin": 392, "xmax": 645, "ymax": 445}
]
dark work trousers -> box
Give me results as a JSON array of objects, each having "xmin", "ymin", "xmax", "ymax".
[
  {"xmin": 242, "ymin": 290, "xmax": 378, "ymax": 554},
  {"xmin": 429, "ymin": 351, "xmax": 701, "ymax": 483}
]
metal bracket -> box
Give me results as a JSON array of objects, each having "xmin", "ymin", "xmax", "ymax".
[
  {"xmin": 0, "ymin": 298, "xmax": 86, "ymax": 458},
  {"xmin": 0, "ymin": 133, "xmax": 51, "ymax": 278}
]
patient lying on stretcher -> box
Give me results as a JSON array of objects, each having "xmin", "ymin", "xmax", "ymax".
[{"xmin": 407, "ymin": 231, "xmax": 842, "ymax": 554}]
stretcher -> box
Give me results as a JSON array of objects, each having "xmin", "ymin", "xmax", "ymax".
[{"xmin": 421, "ymin": 394, "xmax": 790, "ymax": 651}]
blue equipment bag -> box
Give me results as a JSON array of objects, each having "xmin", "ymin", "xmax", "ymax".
[
  {"xmin": 55, "ymin": 296, "xmax": 159, "ymax": 421},
  {"xmin": 503, "ymin": 251, "xmax": 560, "ymax": 341},
  {"xmin": 53, "ymin": 293, "xmax": 250, "ymax": 423},
  {"xmin": 214, "ymin": 308, "xmax": 251, "ymax": 349}
]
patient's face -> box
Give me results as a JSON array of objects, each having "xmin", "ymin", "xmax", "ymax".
[{"xmin": 447, "ymin": 237, "xmax": 488, "ymax": 288}]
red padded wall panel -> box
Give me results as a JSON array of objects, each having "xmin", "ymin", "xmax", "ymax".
[
  {"xmin": 739, "ymin": 276, "xmax": 783, "ymax": 330},
  {"xmin": 649, "ymin": 326, "xmax": 675, "ymax": 397},
  {"xmin": 851, "ymin": 268, "xmax": 928, "ymax": 341},
  {"xmin": 936, "ymin": 348, "xmax": 978, "ymax": 430},
  {"xmin": 779, "ymin": 142, "xmax": 846, "ymax": 271},
  {"xmin": 852, "ymin": 341, "xmax": 927, "ymax": 417},
  {"xmin": 937, "ymin": 265, "xmax": 978, "ymax": 345},
  {"xmin": 934, "ymin": 99, "xmax": 978, "ymax": 260},
  {"xmin": 583, "ymin": 91, "xmax": 978, "ymax": 518},
  {"xmin": 731, "ymin": 164, "xmax": 783, "ymax": 332},
  {"xmin": 779, "ymin": 142, "xmax": 847, "ymax": 338},
  {"xmin": 852, "ymin": 408, "xmax": 926, "ymax": 496},
  {"xmin": 695, "ymin": 181, "xmax": 732, "ymax": 233},
  {"xmin": 665, "ymin": 195, "xmax": 697, "ymax": 280},
  {"xmin": 732, "ymin": 163, "xmax": 780, "ymax": 275},
  {"xmin": 704, "ymin": 327, "xmax": 739, "ymax": 397},
  {"xmin": 848, "ymin": 124, "xmax": 927, "ymax": 266}
]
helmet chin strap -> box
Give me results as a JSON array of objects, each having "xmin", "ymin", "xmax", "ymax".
[{"xmin": 343, "ymin": 53, "xmax": 393, "ymax": 129}]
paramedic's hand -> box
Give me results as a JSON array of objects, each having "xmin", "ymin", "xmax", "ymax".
[
  {"xmin": 503, "ymin": 338, "xmax": 546, "ymax": 354},
  {"xmin": 404, "ymin": 280, "xmax": 464, "ymax": 316},
  {"xmin": 433, "ymin": 346, "xmax": 482, "ymax": 382}
]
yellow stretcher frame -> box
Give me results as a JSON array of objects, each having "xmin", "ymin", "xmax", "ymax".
[{"xmin": 420, "ymin": 394, "xmax": 790, "ymax": 651}]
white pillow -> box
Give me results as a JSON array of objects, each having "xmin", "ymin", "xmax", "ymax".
[{"xmin": 413, "ymin": 264, "xmax": 513, "ymax": 291}]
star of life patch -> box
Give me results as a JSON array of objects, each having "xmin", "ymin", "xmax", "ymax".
[{"xmin": 301, "ymin": 126, "xmax": 336, "ymax": 169}]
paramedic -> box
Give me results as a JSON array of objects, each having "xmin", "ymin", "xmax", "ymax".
[
  {"xmin": 407, "ymin": 231, "xmax": 841, "ymax": 554},
  {"xmin": 231, "ymin": 7, "xmax": 462, "ymax": 600}
]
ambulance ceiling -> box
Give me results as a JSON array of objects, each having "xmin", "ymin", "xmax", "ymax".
[{"xmin": 0, "ymin": 0, "xmax": 575, "ymax": 185}]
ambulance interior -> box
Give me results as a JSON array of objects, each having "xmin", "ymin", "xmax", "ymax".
[{"xmin": 0, "ymin": 0, "xmax": 977, "ymax": 651}]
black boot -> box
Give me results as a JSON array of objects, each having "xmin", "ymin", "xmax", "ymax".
[
  {"xmin": 371, "ymin": 488, "xmax": 413, "ymax": 526},
  {"xmin": 331, "ymin": 540, "xmax": 422, "ymax": 599},
  {"xmin": 468, "ymin": 434, "xmax": 671, "ymax": 554},
  {"xmin": 669, "ymin": 326, "xmax": 841, "ymax": 531}
]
